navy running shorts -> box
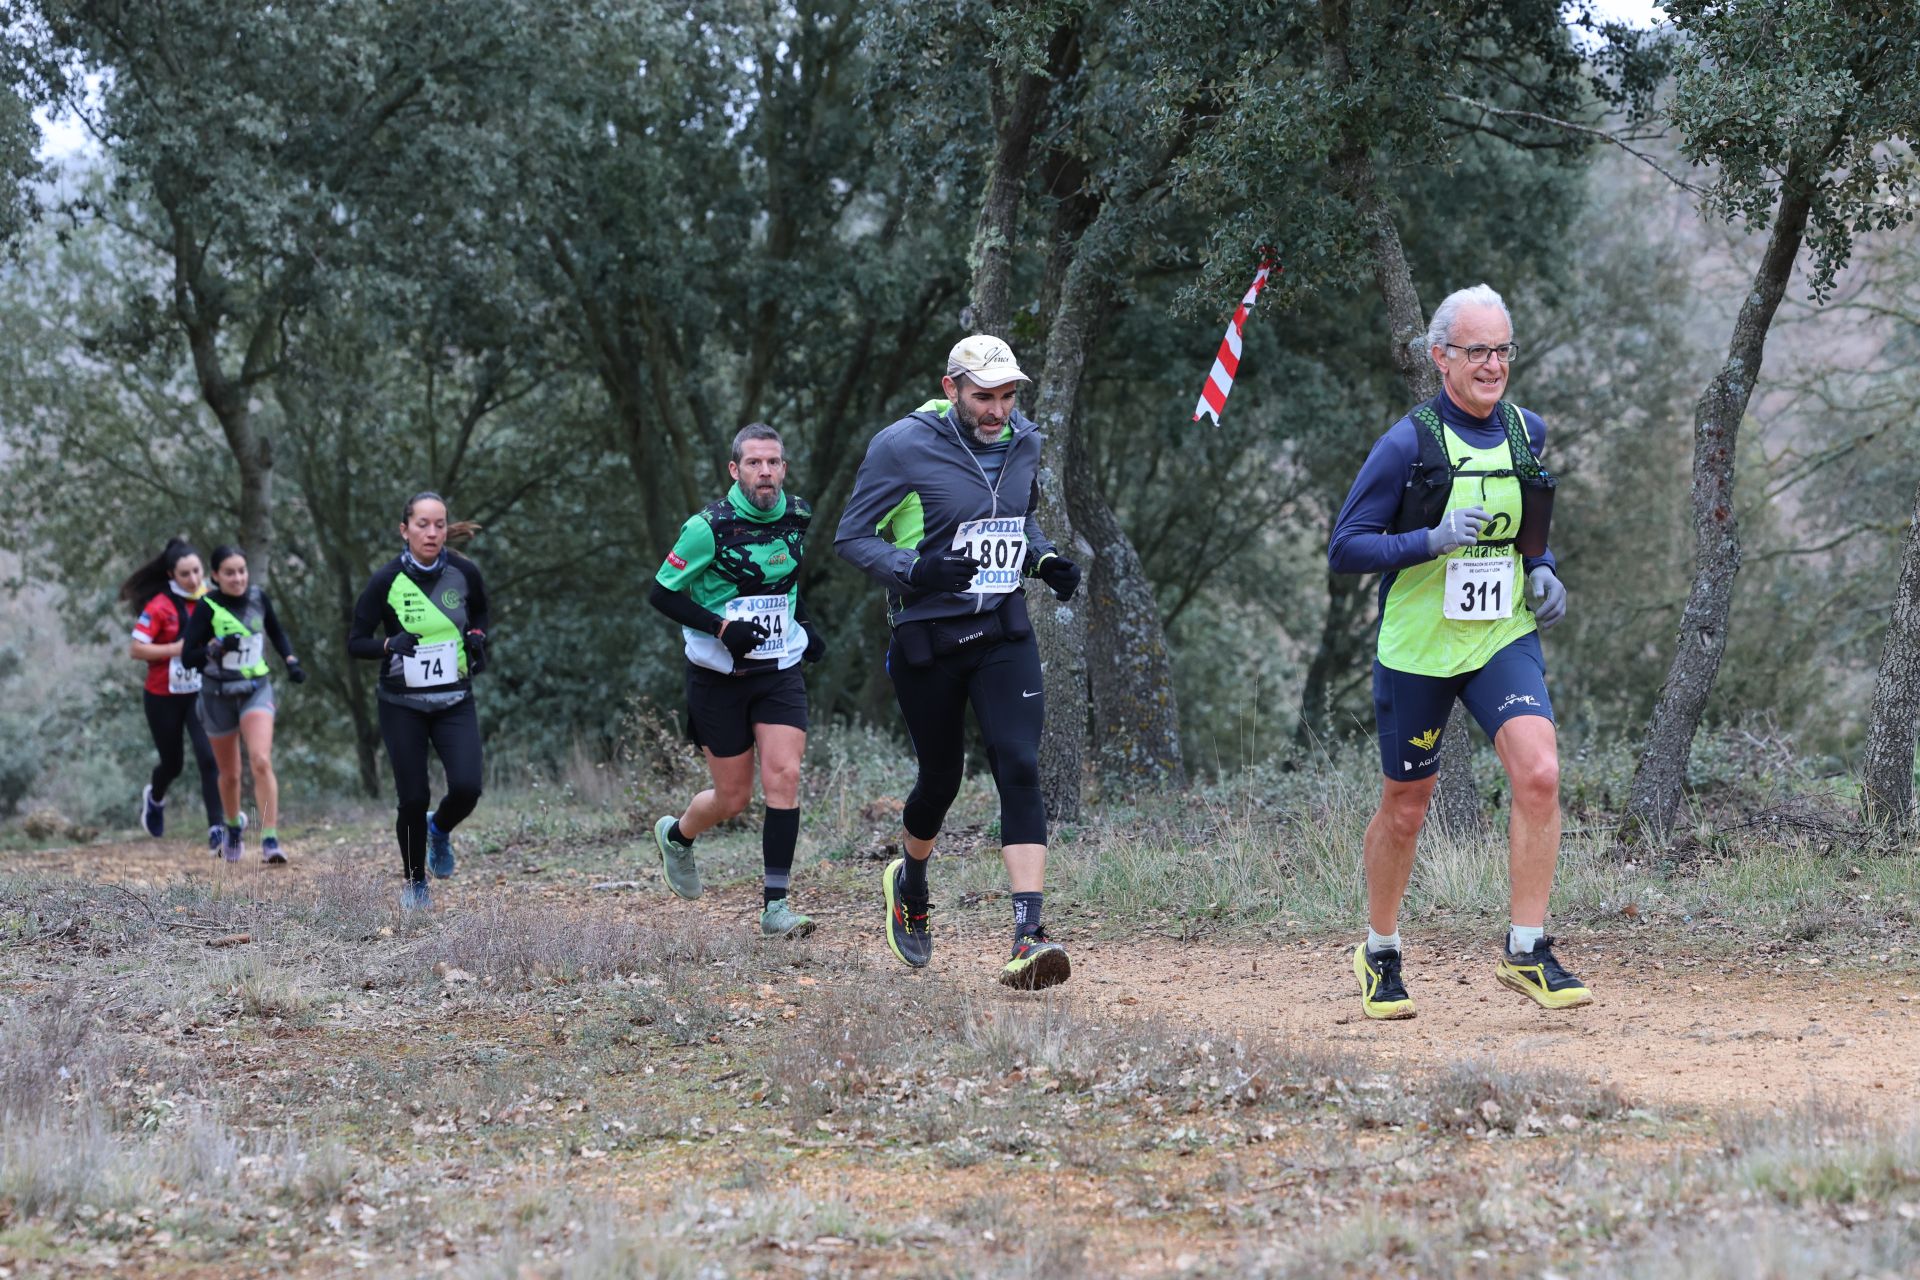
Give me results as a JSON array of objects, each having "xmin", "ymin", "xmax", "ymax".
[{"xmin": 1372, "ymin": 632, "xmax": 1553, "ymax": 780}]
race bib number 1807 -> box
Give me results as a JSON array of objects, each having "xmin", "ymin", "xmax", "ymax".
[
  {"xmin": 952, "ymin": 518, "xmax": 1026, "ymax": 594},
  {"xmin": 1443, "ymin": 555, "xmax": 1515, "ymax": 621}
]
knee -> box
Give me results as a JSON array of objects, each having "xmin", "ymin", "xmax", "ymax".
[
  {"xmin": 1378, "ymin": 783, "xmax": 1434, "ymax": 837},
  {"xmin": 762, "ymin": 762, "xmax": 800, "ymax": 804},
  {"xmin": 446, "ymin": 779, "xmax": 483, "ymax": 809},
  {"xmin": 249, "ymin": 755, "xmax": 275, "ymax": 781},
  {"xmin": 1510, "ymin": 752, "xmax": 1560, "ymax": 807},
  {"xmin": 714, "ymin": 782, "xmax": 754, "ymax": 819},
  {"xmin": 987, "ymin": 743, "xmax": 1040, "ymax": 791}
]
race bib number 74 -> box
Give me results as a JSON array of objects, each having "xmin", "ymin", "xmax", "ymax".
[{"xmin": 952, "ymin": 518, "xmax": 1026, "ymax": 595}]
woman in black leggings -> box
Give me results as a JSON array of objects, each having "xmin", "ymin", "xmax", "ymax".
[
  {"xmin": 348, "ymin": 492, "xmax": 490, "ymax": 911},
  {"xmin": 121, "ymin": 538, "xmax": 223, "ymax": 853}
]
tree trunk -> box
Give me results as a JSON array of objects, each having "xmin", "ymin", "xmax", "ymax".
[
  {"xmin": 1028, "ymin": 247, "xmax": 1100, "ymax": 823},
  {"xmin": 1319, "ymin": 0, "xmax": 1480, "ymax": 831},
  {"xmin": 1860, "ymin": 477, "xmax": 1920, "ymax": 830},
  {"xmin": 1298, "ymin": 565, "xmax": 1367, "ymax": 744},
  {"xmin": 1067, "ymin": 397, "xmax": 1186, "ymax": 790},
  {"xmin": 965, "ymin": 22, "xmax": 1076, "ymax": 336},
  {"xmin": 1625, "ymin": 163, "xmax": 1817, "ymax": 841}
]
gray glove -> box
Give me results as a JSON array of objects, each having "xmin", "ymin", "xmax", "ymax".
[
  {"xmin": 1426, "ymin": 506, "xmax": 1489, "ymax": 558},
  {"xmin": 1527, "ymin": 566, "xmax": 1567, "ymax": 630}
]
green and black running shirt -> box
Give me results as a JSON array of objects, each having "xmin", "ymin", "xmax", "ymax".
[
  {"xmin": 656, "ymin": 483, "xmax": 811, "ymax": 674},
  {"xmin": 348, "ymin": 552, "xmax": 490, "ymax": 708}
]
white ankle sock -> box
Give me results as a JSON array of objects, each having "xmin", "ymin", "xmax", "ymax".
[
  {"xmin": 1508, "ymin": 923, "xmax": 1545, "ymax": 954},
  {"xmin": 1366, "ymin": 928, "xmax": 1401, "ymax": 956}
]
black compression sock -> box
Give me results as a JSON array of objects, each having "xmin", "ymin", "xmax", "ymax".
[
  {"xmin": 762, "ymin": 806, "xmax": 798, "ymax": 905},
  {"xmin": 901, "ymin": 849, "xmax": 930, "ymax": 902},
  {"xmin": 668, "ymin": 819, "xmax": 692, "ymax": 848},
  {"xmin": 1012, "ymin": 891, "xmax": 1043, "ymax": 939}
]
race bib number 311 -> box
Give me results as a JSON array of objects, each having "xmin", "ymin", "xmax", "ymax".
[
  {"xmin": 1443, "ymin": 554, "xmax": 1515, "ymax": 621},
  {"xmin": 724, "ymin": 594, "xmax": 790, "ymax": 662},
  {"xmin": 952, "ymin": 518, "xmax": 1026, "ymax": 594}
]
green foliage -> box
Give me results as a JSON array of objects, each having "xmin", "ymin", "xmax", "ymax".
[{"xmin": 1667, "ymin": 0, "xmax": 1920, "ymax": 296}]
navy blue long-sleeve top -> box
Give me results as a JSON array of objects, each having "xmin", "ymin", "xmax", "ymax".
[{"xmin": 1327, "ymin": 390, "xmax": 1558, "ymax": 595}]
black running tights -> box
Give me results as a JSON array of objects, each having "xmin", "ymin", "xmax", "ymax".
[
  {"xmin": 143, "ymin": 690, "xmax": 222, "ymax": 827},
  {"xmin": 888, "ymin": 631, "xmax": 1047, "ymax": 847},
  {"xmin": 378, "ymin": 697, "xmax": 484, "ymax": 882}
]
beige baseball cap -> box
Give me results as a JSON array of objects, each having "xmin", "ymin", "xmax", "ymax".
[{"xmin": 946, "ymin": 334, "xmax": 1031, "ymax": 388}]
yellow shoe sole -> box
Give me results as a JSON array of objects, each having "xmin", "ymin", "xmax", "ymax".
[
  {"xmin": 1495, "ymin": 961, "xmax": 1594, "ymax": 1009},
  {"xmin": 999, "ymin": 945, "xmax": 1071, "ymax": 991},
  {"xmin": 1353, "ymin": 943, "xmax": 1415, "ymax": 1020},
  {"xmin": 880, "ymin": 857, "xmax": 927, "ymax": 968}
]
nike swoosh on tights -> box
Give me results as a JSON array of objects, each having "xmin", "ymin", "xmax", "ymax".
[{"xmin": 1022, "ymin": 690, "xmax": 1040, "ymax": 698}]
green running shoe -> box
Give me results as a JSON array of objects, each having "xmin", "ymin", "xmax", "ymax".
[
  {"xmin": 759, "ymin": 899, "xmax": 816, "ymax": 939},
  {"xmin": 881, "ymin": 856, "xmax": 931, "ymax": 968},
  {"xmin": 652, "ymin": 815, "xmax": 702, "ymax": 899},
  {"xmin": 998, "ymin": 928, "xmax": 1070, "ymax": 991}
]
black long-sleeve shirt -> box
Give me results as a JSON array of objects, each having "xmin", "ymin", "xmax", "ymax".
[
  {"xmin": 179, "ymin": 586, "xmax": 295, "ymax": 688},
  {"xmin": 349, "ymin": 552, "xmax": 489, "ymax": 706}
]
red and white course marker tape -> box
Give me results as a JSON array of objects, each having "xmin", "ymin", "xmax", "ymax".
[{"xmin": 1192, "ymin": 261, "xmax": 1276, "ymax": 426}]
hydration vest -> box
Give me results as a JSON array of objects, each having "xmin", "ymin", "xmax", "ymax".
[{"xmin": 1391, "ymin": 399, "xmax": 1557, "ymax": 556}]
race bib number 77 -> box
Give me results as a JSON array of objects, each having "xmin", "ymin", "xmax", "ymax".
[{"xmin": 952, "ymin": 518, "xmax": 1026, "ymax": 594}]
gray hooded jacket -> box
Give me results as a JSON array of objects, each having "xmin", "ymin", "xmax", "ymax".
[{"xmin": 834, "ymin": 402, "xmax": 1058, "ymax": 624}]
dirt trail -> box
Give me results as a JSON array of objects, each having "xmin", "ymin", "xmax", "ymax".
[
  {"xmin": 18, "ymin": 835, "xmax": 1920, "ymax": 1117},
  {"xmin": 1076, "ymin": 935, "xmax": 1920, "ymax": 1116}
]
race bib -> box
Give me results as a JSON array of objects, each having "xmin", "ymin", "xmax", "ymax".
[
  {"xmin": 403, "ymin": 640, "xmax": 459, "ymax": 688},
  {"xmin": 221, "ymin": 632, "xmax": 265, "ymax": 671},
  {"xmin": 952, "ymin": 518, "xmax": 1026, "ymax": 595},
  {"xmin": 167, "ymin": 656, "xmax": 202, "ymax": 695},
  {"xmin": 1443, "ymin": 555, "xmax": 1515, "ymax": 621},
  {"xmin": 724, "ymin": 594, "xmax": 790, "ymax": 662}
]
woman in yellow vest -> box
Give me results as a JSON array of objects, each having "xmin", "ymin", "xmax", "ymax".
[{"xmin": 180, "ymin": 545, "xmax": 306, "ymax": 863}]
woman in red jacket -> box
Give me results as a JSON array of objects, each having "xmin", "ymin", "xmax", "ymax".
[{"xmin": 121, "ymin": 538, "xmax": 224, "ymax": 855}]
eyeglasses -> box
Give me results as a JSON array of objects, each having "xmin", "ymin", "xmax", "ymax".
[{"xmin": 1444, "ymin": 342, "xmax": 1520, "ymax": 365}]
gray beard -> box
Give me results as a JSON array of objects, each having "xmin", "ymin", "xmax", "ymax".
[
  {"xmin": 952, "ymin": 400, "xmax": 1007, "ymax": 445},
  {"xmin": 748, "ymin": 487, "xmax": 781, "ymax": 511}
]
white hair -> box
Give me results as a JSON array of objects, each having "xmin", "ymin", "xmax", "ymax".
[{"xmin": 1425, "ymin": 284, "xmax": 1512, "ymax": 352}]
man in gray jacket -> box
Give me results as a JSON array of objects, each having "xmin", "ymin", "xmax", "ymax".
[{"xmin": 835, "ymin": 335, "xmax": 1082, "ymax": 989}]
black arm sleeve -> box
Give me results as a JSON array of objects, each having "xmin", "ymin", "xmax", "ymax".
[
  {"xmin": 462, "ymin": 556, "xmax": 491, "ymax": 634},
  {"xmin": 347, "ymin": 566, "xmax": 392, "ymax": 660},
  {"xmin": 260, "ymin": 592, "xmax": 296, "ymax": 661},
  {"xmin": 180, "ymin": 603, "xmax": 215, "ymax": 671},
  {"xmin": 793, "ymin": 592, "xmax": 812, "ymax": 625},
  {"xmin": 649, "ymin": 581, "xmax": 723, "ymax": 636}
]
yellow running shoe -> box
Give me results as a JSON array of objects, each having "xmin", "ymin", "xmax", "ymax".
[
  {"xmin": 998, "ymin": 928, "xmax": 1070, "ymax": 990},
  {"xmin": 1495, "ymin": 935, "xmax": 1593, "ymax": 1009},
  {"xmin": 1353, "ymin": 942, "xmax": 1416, "ymax": 1020}
]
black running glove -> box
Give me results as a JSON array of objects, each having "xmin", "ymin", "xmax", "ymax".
[
  {"xmin": 908, "ymin": 553, "xmax": 980, "ymax": 594},
  {"xmin": 465, "ymin": 629, "xmax": 488, "ymax": 675},
  {"xmin": 1033, "ymin": 552, "xmax": 1082, "ymax": 602},
  {"xmin": 386, "ymin": 632, "xmax": 420, "ymax": 658},
  {"xmin": 204, "ymin": 636, "xmax": 232, "ymax": 665},
  {"xmin": 721, "ymin": 619, "xmax": 772, "ymax": 659},
  {"xmin": 285, "ymin": 656, "xmax": 307, "ymax": 684}
]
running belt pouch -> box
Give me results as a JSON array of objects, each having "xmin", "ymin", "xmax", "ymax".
[
  {"xmin": 1515, "ymin": 473, "xmax": 1556, "ymax": 558},
  {"xmin": 894, "ymin": 619, "xmax": 935, "ymax": 667}
]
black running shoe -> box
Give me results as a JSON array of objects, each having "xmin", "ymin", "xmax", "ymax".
[
  {"xmin": 881, "ymin": 856, "xmax": 931, "ymax": 968},
  {"xmin": 998, "ymin": 928, "xmax": 1070, "ymax": 990},
  {"xmin": 1353, "ymin": 942, "xmax": 1415, "ymax": 1019},
  {"xmin": 1496, "ymin": 934, "xmax": 1593, "ymax": 1009}
]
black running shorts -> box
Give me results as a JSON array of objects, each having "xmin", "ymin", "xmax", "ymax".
[{"xmin": 685, "ymin": 664, "xmax": 809, "ymax": 758}]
